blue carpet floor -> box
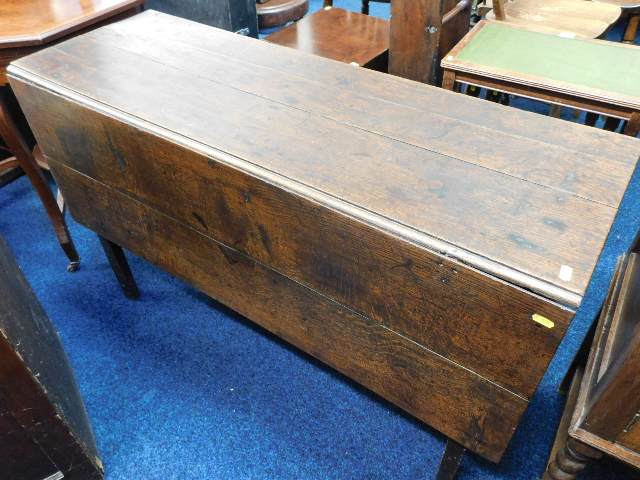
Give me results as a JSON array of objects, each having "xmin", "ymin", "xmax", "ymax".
[{"xmin": 2, "ymin": 3, "xmax": 640, "ymax": 479}]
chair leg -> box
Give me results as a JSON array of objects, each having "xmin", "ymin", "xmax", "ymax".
[
  {"xmin": 0, "ymin": 90, "xmax": 80, "ymax": 272},
  {"xmin": 362, "ymin": 0, "xmax": 370, "ymax": 14},
  {"xmin": 98, "ymin": 236, "xmax": 139, "ymax": 299},
  {"xmin": 623, "ymin": 14, "xmax": 639, "ymax": 44},
  {"xmin": 436, "ymin": 439, "xmax": 466, "ymax": 480}
]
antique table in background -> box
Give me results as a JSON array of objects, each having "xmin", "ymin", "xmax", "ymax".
[
  {"xmin": 441, "ymin": 21, "xmax": 640, "ymax": 137},
  {"xmin": 0, "ymin": 0, "xmax": 143, "ymax": 270},
  {"xmin": 8, "ymin": 11, "xmax": 640, "ymax": 478}
]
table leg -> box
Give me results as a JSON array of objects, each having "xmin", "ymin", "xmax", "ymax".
[
  {"xmin": 623, "ymin": 14, "xmax": 639, "ymax": 44},
  {"xmin": 436, "ymin": 439, "xmax": 466, "ymax": 480},
  {"xmin": 98, "ymin": 236, "xmax": 139, "ymax": 299},
  {"xmin": 442, "ymin": 71, "xmax": 456, "ymax": 91},
  {"xmin": 623, "ymin": 112, "xmax": 640, "ymax": 137},
  {"xmin": 543, "ymin": 367, "xmax": 602, "ymax": 480},
  {"xmin": 0, "ymin": 89, "xmax": 79, "ymax": 271}
]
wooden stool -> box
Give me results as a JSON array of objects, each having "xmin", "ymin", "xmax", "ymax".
[
  {"xmin": 266, "ymin": 4, "xmax": 389, "ymax": 70},
  {"xmin": 257, "ymin": 0, "xmax": 309, "ymax": 29},
  {"xmin": 0, "ymin": 0, "xmax": 143, "ymax": 271}
]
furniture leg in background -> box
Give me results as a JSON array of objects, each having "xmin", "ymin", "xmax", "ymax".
[
  {"xmin": 624, "ymin": 13, "xmax": 639, "ymax": 43},
  {"xmin": 437, "ymin": 440, "xmax": 466, "ymax": 480},
  {"xmin": 98, "ymin": 236, "xmax": 139, "ymax": 299},
  {"xmin": 0, "ymin": 88, "xmax": 80, "ymax": 271},
  {"xmin": 361, "ymin": 0, "xmax": 390, "ymax": 15}
]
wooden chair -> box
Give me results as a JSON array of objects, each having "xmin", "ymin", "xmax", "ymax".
[
  {"xmin": 486, "ymin": 0, "xmax": 621, "ymax": 39},
  {"xmin": 265, "ymin": 1, "xmax": 389, "ymax": 70}
]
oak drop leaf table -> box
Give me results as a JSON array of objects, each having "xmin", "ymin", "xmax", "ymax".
[
  {"xmin": 8, "ymin": 10, "xmax": 640, "ymax": 476},
  {"xmin": 0, "ymin": 0, "xmax": 143, "ymax": 270}
]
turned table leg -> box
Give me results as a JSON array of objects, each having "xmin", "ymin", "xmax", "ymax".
[
  {"xmin": 0, "ymin": 89, "xmax": 80, "ymax": 271},
  {"xmin": 543, "ymin": 366, "xmax": 602, "ymax": 480},
  {"xmin": 545, "ymin": 438, "xmax": 599, "ymax": 480},
  {"xmin": 436, "ymin": 439, "xmax": 466, "ymax": 480},
  {"xmin": 98, "ymin": 236, "xmax": 139, "ymax": 299}
]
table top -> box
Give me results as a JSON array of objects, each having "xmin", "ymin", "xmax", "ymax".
[
  {"xmin": 0, "ymin": 0, "xmax": 143, "ymax": 49},
  {"xmin": 9, "ymin": 11, "xmax": 640, "ymax": 307},
  {"xmin": 442, "ymin": 20, "xmax": 640, "ymax": 110},
  {"xmin": 265, "ymin": 6, "xmax": 389, "ymax": 66}
]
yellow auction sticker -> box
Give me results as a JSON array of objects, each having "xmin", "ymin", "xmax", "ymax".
[{"xmin": 532, "ymin": 314, "xmax": 554, "ymax": 329}]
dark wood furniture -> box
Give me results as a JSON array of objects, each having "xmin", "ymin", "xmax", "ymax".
[
  {"xmin": 145, "ymin": 0, "xmax": 259, "ymax": 37},
  {"xmin": 0, "ymin": 236, "xmax": 102, "ymax": 480},
  {"xmin": 389, "ymin": 0, "xmax": 472, "ymax": 85},
  {"xmin": 256, "ymin": 0, "xmax": 309, "ymax": 29},
  {"xmin": 441, "ymin": 21, "xmax": 640, "ymax": 137},
  {"xmin": 265, "ymin": 3, "xmax": 389, "ymax": 70},
  {"xmin": 0, "ymin": 0, "xmax": 143, "ymax": 271},
  {"xmin": 9, "ymin": 10, "xmax": 640, "ymax": 476},
  {"xmin": 544, "ymin": 242, "xmax": 640, "ymax": 479}
]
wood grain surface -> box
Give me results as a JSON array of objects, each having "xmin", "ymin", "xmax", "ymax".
[
  {"xmin": 49, "ymin": 160, "xmax": 529, "ymax": 461},
  {"xmin": 10, "ymin": 79, "xmax": 575, "ymax": 398}
]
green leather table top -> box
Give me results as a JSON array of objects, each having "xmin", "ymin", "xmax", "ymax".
[{"xmin": 448, "ymin": 22, "xmax": 640, "ymax": 101}]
